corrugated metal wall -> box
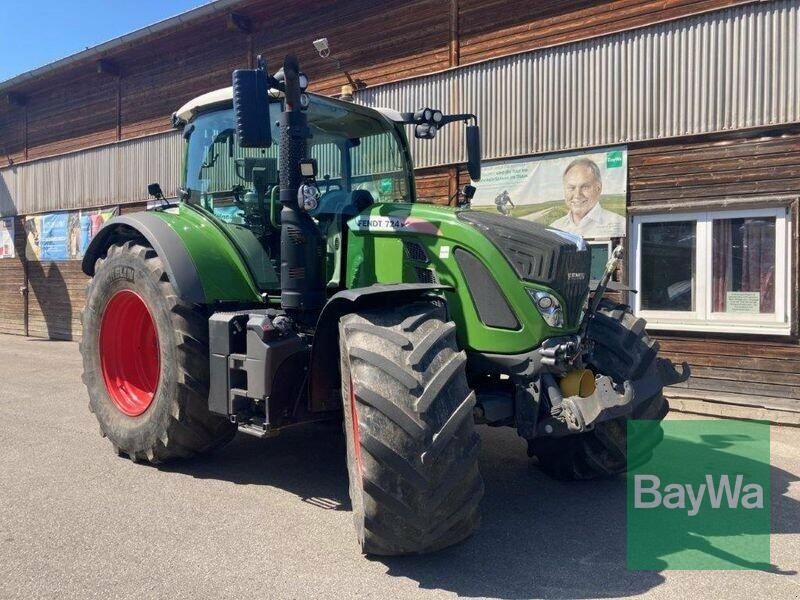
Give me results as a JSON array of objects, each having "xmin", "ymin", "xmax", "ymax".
[
  {"xmin": 0, "ymin": 167, "xmax": 17, "ymax": 216},
  {"xmin": 356, "ymin": 0, "xmax": 800, "ymax": 168},
  {"xmin": 0, "ymin": 131, "xmax": 181, "ymax": 216}
]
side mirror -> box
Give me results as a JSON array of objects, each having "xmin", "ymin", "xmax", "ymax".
[
  {"xmin": 466, "ymin": 125, "xmax": 481, "ymax": 181},
  {"xmin": 462, "ymin": 184, "xmax": 476, "ymax": 201},
  {"xmin": 147, "ymin": 182, "xmax": 164, "ymax": 199},
  {"xmin": 232, "ymin": 67, "xmax": 272, "ymax": 148}
]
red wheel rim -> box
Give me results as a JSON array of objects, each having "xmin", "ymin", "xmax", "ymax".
[{"xmin": 99, "ymin": 290, "xmax": 160, "ymax": 416}]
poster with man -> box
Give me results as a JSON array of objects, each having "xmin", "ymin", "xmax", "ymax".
[{"xmin": 470, "ymin": 146, "xmax": 627, "ymax": 239}]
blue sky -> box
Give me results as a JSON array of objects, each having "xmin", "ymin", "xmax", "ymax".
[{"xmin": 0, "ymin": 0, "xmax": 213, "ymax": 82}]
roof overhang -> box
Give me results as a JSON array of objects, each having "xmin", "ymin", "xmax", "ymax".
[{"xmin": 0, "ymin": 0, "xmax": 245, "ymax": 93}]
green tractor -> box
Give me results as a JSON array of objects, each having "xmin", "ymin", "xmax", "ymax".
[{"xmin": 80, "ymin": 55, "xmax": 685, "ymax": 555}]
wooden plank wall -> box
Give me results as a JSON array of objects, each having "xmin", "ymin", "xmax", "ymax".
[
  {"xmin": 416, "ymin": 167, "xmax": 455, "ymax": 205},
  {"xmin": 0, "ymin": 0, "xmax": 752, "ymax": 168},
  {"xmin": 9, "ymin": 202, "xmax": 146, "ymax": 342},
  {"xmin": 628, "ymin": 127, "xmax": 800, "ymax": 410},
  {"xmin": 0, "ymin": 218, "xmax": 26, "ymax": 335},
  {"xmin": 26, "ymin": 261, "xmax": 86, "ymax": 340}
]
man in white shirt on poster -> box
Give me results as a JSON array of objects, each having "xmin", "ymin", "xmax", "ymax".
[{"xmin": 550, "ymin": 158, "xmax": 625, "ymax": 238}]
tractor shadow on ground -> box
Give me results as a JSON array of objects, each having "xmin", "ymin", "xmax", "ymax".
[
  {"xmin": 160, "ymin": 421, "xmax": 353, "ymax": 512},
  {"xmin": 160, "ymin": 420, "xmax": 799, "ymax": 600},
  {"xmin": 376, "ymin": 425, "xmax": 800, "ymax": 600}
]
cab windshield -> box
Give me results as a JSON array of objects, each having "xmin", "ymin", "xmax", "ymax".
[
  {"xmin": 184, "ymin": 98, "xmax": 413, "ymax": 215},
  {"xmin": 182, "ymin": 96, "xmax": 414, "ymax": 291}
]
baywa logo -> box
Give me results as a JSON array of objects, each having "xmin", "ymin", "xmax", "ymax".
[
  {"xmin": 627, "ymin": 419, "xmax": 771, "ymax": 570},
  {"xmin": 634, "ymin": 473, "xmax": 764, "ymax": 517}
]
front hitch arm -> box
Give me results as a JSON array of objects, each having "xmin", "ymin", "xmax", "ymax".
[{"xmin": 539, "ymin": 358, "xmax": 690, "ymax": 437}]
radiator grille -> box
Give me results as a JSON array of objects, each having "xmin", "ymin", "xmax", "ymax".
[
  {"xmin": 403, "ymin": 240, "xmax": 429, "ymax": 263},
  {"xmin": 414, "ymin": 267, "xmax": 438, "ymax": 284},
  {"xmin": 557, "ymin": 249, "xmax": 590, "ymax": 326}
]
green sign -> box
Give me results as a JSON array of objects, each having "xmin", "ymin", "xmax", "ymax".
[
  {"xmin": 606, "ymin": 150, "xmax": 624, "ymax": 168},
  {"xmin": 379, "ymin": 178, "xmax": 394, "ymax": 195},
  {"xmin": 627, "ymin": 419, "xmax": 770, "ymax": 570}
]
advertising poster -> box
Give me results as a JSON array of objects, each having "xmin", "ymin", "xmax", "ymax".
[
  {"xmin": 0, "ymin": 217, "xmax": 14, "ymax": 258},
  {"xmin": 25, "ymin": 207, "xmax": 118, "ymax": 261},
  {"xmin": 40, "ymin": 212, "xmax": 70, "ymax": 260},
  {"xmin": 471, "ymin": 146, "xmax": 627, "ymax": 240}
]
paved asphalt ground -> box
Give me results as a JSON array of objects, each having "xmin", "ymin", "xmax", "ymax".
[{"xmin": 1, "ymin": 333, "xmax": 799, "ymax": 599}]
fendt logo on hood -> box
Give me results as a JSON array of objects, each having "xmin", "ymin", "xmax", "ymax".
[
  {"xmin": 348, "ymin": 215, "xmax": 440, "ymax": 236},
  {"xmin": 567, "ymin": 272, "xmax": 587, "ymax": 281}
]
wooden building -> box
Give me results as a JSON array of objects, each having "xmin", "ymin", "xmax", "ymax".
[{"xmin": 0, "ymin": 0, "xmax": 798, "ymax": 421}]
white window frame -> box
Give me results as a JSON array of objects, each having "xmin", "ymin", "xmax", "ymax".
[{"xmin": 630, "ymin": 206, "xmax": 792, "ymax": 335}]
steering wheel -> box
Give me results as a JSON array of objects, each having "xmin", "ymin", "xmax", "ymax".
[{"xmin": 311, "ymin": 189, "xmax": 350, "ymax": 219}]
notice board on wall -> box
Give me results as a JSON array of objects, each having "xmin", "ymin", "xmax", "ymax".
[
  {"xmin": 25, "ymin": 207, "xmax": 118, "ymax": 261},
  {"xmin": 0, "ymin": 217, "xmax": 14, "ymax": 258}
]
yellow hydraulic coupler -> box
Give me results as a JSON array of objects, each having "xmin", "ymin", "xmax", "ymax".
[{"xmin": 559, "ymin": 368, "xmax": 596, "ymax": 398}]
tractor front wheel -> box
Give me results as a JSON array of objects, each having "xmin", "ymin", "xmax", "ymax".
[
  {"xmin": 339, "ymin": 301, "xmax": 483, "ymax": 555},
  {"xmin": 80, "ymin": 241, "xmax": 235, "ymax": 463},
  {"xmin": 530, "ymin": 300, "xmax": 669, "ymax": 480}
]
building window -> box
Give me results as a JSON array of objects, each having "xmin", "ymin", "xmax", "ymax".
[{"xmin": 630, "ymin": 207, "xmax": 792, "ymax": 335}]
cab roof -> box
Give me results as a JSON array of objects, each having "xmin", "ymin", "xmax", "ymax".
[{"xmin": 173, "ymin": 86, "xmax": 404, "ymax": 126}]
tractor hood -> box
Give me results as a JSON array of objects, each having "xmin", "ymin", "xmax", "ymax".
[
  {"xmin": 456, "ymin": 210, "xmax": 592, "ymax": 326},
  {"xmin": 345, "ymin": 203, "xmax": 592, "ymax": 354}
]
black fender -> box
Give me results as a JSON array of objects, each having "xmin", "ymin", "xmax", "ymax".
[
  {"xmin": 81, "ymin": 213, "xmax": 206, "ymax": 304},
  {"xmin": 308, "ymin": 283, "xmax": 453, "ymax": 412}
]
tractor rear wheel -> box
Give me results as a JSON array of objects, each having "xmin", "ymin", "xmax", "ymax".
[
  {"xmin": 80, "ymin": 241, "xmax": 235, "ymax": 463},
  {"xmin": 339, "ymin": 301, "xmax": 483, "ymax": 555},
  {"xmin": 530, "ymin": 300, "xmax": 668, "ymax": 480}
]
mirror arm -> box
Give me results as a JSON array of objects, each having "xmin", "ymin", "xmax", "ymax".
[
  {"xmin": 397, "ymin": 112, "xmax": 477, "ymax": 128},
  {"xmin": 439, "ymin": 113, "xmax": 477, "ymax": 127}
]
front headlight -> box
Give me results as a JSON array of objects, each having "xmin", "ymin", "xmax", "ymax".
[{"xmin": 527, "ymin": 289, "xmax": 564, "ymax": 328}]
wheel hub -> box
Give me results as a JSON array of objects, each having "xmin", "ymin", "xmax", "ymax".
[{"xmin": 99, "ymin": 290, "xmax": 160, "ymax": 416}]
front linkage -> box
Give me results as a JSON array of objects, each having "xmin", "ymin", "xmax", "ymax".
[
  {"xmin": 544, "ymin": 246, "xmax": 647, "ymax": 435},
  {"xmin": 476, "ymin": 245, "xmax": 689, "ymax": 449}
]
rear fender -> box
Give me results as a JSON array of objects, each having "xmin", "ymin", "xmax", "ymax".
[
  {"xmin": 82, "ymin": 213, "xmax": 206, "ymax": 303},
  {"xmin": 308, "ymin": 283, "xmax": 451, "ymax": 412},
  {"xmin": 82, "ymin": 210, "xmax": 263, "ymax": 305}
]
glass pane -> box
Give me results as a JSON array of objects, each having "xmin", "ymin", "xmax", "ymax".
[
  {"xmin": 712, "ymin": 217, "xmax": 776, "ymax": 314},
  {"xmin": 640, "ymin": 221, "xmax": 696, "ymax": 311}
]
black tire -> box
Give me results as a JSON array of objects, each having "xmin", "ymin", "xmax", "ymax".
[
  {"xmin": 530, "ymin": 300, "xmax": 668, "ymax": 480},
  {"xmin": 80, "ymin": 241, "xmax": 235, "ymax": 463},
  {"xmin": 339, "ymin": 301, "xmax": 483, "ymax": 555}
]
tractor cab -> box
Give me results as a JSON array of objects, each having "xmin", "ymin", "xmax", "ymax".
[{"xmin": 174, "ymin": 90, "xmax": 416, "ymax": 293}]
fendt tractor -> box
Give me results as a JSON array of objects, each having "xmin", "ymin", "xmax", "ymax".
[{"xmin": 80, "ymin": 54, "xmax": 686, "ymax": 555}]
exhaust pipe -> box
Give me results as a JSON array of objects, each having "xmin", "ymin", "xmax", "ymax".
[{"xmin": 278, "ymin": 55, "xmax": 326, "ymax": 317}]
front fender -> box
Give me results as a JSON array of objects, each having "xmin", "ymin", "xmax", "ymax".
[
  {"xmin": 308, "ymin": 283, "xmax": 451, "ymax": 412},
  {"xmin": 82, "ymin": 207, "xmax": 263, "ymax": 305}
]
